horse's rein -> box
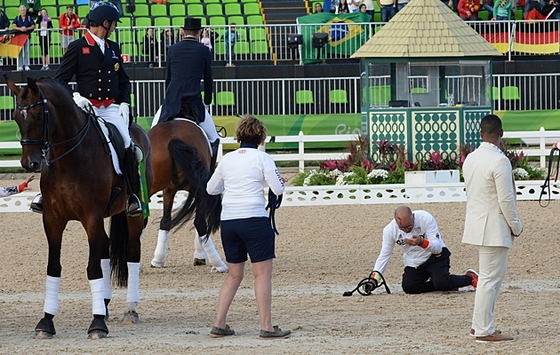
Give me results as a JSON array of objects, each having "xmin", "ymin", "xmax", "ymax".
[
  {"xmin": 539, "ymin": 147, "xmax": 560, "ymax": 207},
  {"xmin": 16, "ymin": 87, "xmax": 92, "ymax": 166}
]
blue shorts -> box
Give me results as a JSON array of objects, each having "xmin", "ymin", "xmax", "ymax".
[{"xmin": 220, "ymin": 217, "xmax": 276, "ymax": 263}]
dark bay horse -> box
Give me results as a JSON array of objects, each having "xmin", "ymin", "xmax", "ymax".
[
  {"xmin": 148, "ymin": 119, "xmax": 226, "ymax": 272},
  {"xmin": 6, "ymin": 76, "xmax": 152, "ymax": 339}
]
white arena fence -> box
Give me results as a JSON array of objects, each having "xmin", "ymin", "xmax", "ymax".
[
  {"xmin": 1, "ymin": 179, "xmax": 557, "ymax": 212},
  {"xmin": 0, "ymin": 20, "xmax": 557, "ymax": 68},
  {"xmin": 0, "ymin": 129, "xmax": 559, "ymax": 211},
  {"xmin": 2, "ymin": 73, "xmax": 559, "ymax": 118}
]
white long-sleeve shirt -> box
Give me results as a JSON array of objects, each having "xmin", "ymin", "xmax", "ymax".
[
  {"xmin": 206, "ymin": 147, "xmax": 284, "ymax": 220},
  {"xmin": 373, "ymin": 210, "xmax": 446, "ymax": 273}
]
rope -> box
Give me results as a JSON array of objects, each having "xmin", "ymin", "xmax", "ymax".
[{"xmin": 539, "ymin": 147, "xmax": 560, "ymax": 207}]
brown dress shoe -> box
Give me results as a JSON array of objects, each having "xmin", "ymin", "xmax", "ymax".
[{"xmin": 475, "ymin": 332, "xmax": 514, "ymax": 343}]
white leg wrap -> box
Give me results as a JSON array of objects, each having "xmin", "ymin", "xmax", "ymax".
[
  {"xmin": 126, "ymin": 262, "xmax": 140, "ymax": 304},
  {"xmin": 199, "ymin": 233, "xmax": 228, "ymax": 272},
  {"xmin": 44, "ymin": 276, "xmax": 61, "ymax": 316},
  {"xmin": 193, "ymin": 231, "xmax": 206, "ymax": 260},
  {"xmin": 89, "ymin": 278, "xmax": 106, "ymax": 316},
  {"xmin": 101, "ymin": 259, "xmax": 112, "ymax": 300},
  {"xmin": 151, "ymin": 229, "xmax": 169, "ymax": 268}
]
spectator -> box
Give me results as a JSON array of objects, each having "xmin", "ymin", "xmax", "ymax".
[
  {"xmin": 59, "ymin": 5, "xmax": 80, "ymax": 54},
  {"xmin": 315, "ymin": 2, "xmax": 324, "ymax": 12},
  {"xmin": 200, "ymin": 28, "xmax": 213, "ymax": 53},
  {"xmin": 12, "ymin": 5, "xmax": 35, "ymax": 71},
  {"xmin": 458, "ymin": 0, "xmax": 482, "ymax": 20},
  {"xmin": 349, "ymin": 0, "xmax": 360, "ymax": 11},
  {"xmin": 160, "ymin": 27, "xmax": 176, "ymax": 62},
  {"xmin": 543, "ymin": 0, "xmax": 560, "ymax": 18},
  {"xmin": 223, "ymin": 23, "xmax": 239, "ymax": 64},
  {"xmin": 493, "ymin": 0, "xmax": 512, "ymax": 19},
  {"xmin": 337, "ymin": 0, "xmax": 350, "ymax": 13},
  {"xmin": 398, "ymin": 0, "xmax": 411, "ymax": 11},
  {"xmin": 143, "ymin": 28, "xmax": 157, "ymax": 68},
  {"xmin": 377, "ymin": 0, "xmax": 397, "ymax": 22},
  {"xmin": 36, "ymin": 7, "xmax": 52, "ymax": 71},
  {"xmin": 483, "ymin": 0, "xmax": 495, "ymax": 19},
  {"xmin": 23, "ymin": 0, "xmax": 41, "ymax": 18},
  {"xmin": 359, "ymin": 3, "xmax": 368, "ymax": 12},
  {"xmin": 0, "ymin": 8, "xmax": 9, "ymax": 29},
  {"xmin": 362, "ymin": 0, "xmax": 376, "ymax": 20}
]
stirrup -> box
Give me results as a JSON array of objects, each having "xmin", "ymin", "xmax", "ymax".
[
  {"xmin": 30, "ymin": 194, "xmax": 43, "ymax": 214},
  {"xmin": 126, "ymin": 194, "xmax": 142, "ymax": 217}
]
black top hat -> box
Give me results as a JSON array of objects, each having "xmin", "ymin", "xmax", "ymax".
[{"xmin": 183, "ymin": 16, "xmax": 202, "ymax": 30}]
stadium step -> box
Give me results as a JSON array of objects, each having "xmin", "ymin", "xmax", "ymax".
[{"xmin": 260, "ymin": 0, "xmax": 308, "ymax": 24}]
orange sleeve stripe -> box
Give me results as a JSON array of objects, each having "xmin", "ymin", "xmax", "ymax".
[{"xmin": 420, "ymin": 238, "xmax": 430, "ymax": 249}]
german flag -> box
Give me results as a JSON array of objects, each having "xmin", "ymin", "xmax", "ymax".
[
  {"xmin": 513, "ymin": 21, "xmax": 559, "ymax": 54},
  {"xmin": 471, "ymin": 22, "xmax": 510, "ymax": 54},
  {"xmin": 0, "ymin": 30, "xmax": 29, "ymax": 58}
]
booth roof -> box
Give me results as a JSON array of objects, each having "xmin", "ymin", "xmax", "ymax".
[{"xmin": 351, "ymin": 0, "xmax": 501, "ymax": 58}]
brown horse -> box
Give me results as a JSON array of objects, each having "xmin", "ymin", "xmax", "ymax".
[
  {"xmin": 148, "ymin": 119, "xmax": 226, "ymax": 271},
  {"xmin": 5, "ymin": 76, "xmax": 152, "ymax": 339}
]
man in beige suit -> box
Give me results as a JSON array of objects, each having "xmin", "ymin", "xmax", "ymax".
[{"xmin": 462, "ymin": 114, "xmax": 523, "ymax": 343}]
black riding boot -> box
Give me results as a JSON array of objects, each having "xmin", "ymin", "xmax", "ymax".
[
  {"xmin": 210, "ymin": 138, "xmax": 220, "ymax": 174},
  {"xmin": 124, "ymin": 146, "xmax": 142, "ymax": 217},
  {"xmin": 30, "ymin": 193, "xmax": 43, "ymax": 213}
]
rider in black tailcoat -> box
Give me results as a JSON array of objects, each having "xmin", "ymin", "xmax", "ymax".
[{"xmin": 157, "ymin": 17, "xmax": 221, "ymax": 170}]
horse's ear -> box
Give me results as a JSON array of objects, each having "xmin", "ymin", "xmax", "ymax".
[
  {"xmin": 26, "ymin": 77, "xmax": 39, "ymax": 95},
  {"xmin": 4, "ymin": 75, "xmax": 21, "ymax": 96}
]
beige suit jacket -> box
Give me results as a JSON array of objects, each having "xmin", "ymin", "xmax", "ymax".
[{"xmin": 462, "ymin": 142, "xmax": 523, "ymax": 248}]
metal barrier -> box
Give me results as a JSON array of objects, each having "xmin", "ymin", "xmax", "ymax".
[{"xmin": 2, "ymin": 73, "xmax": 560, "ymax": 118}]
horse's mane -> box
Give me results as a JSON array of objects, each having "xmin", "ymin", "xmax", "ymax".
[{"xmin": 33, "ymin": 77, "xmax": 85, "ymax": 118}]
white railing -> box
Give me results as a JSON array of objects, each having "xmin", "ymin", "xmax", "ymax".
[
  {"xmin": 219, "ymin": 132, "xmax": 356, "ymax": 172},
  {"xmin": 503, "ymin": 127, "xmax": 560, "ymax": 168},
  {"xmin": 2, "ymin": 73, "xmax": 560, "ymax": 117},
  {"xmin": 1, "ymin": 179, "xmax": 556, "ymax": 212},
  {"xmin": 1, "ymin": 128, "xmax": 559, "ymax": 170}
]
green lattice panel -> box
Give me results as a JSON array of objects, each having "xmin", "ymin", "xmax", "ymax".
[
  {"xmin": 463, "ymin": 109, "xmax": 491, "ymax": 148},
  {"xmin": 368, "ymin": 111, "xmax": 407, "ymax": 161},
  {"xmin": 412, "ymin": 110, "xmax": 460, "ymax": 161}
]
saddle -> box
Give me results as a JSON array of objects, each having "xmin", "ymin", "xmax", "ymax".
[
  {"xmin": 177, "ymin": 102, "xmax": 201, "ymax": 124},
  {"xmin": 90, "ymin": 113, "xmax": 126, "ymax": 171}
]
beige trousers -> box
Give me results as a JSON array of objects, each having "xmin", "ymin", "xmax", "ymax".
[{"xmin": 472, "ymin": 246, "xmax": 509, "ymax": 336}]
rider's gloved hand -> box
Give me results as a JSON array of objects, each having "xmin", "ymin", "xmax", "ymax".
[
  {"xmin": 118, "ymin": 102, "xmax": 130, "ymax": 126},
  {"xmin": 72, "ymin": 92, "xmax": 92, "ymax": 112}
]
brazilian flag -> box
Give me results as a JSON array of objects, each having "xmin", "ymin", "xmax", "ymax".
[{"xmin": 297, "ymin": 12, "xmax": 372, "ymax": 65}]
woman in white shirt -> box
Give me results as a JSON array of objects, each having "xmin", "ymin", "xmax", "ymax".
[{"xmin": 207, "ymin": 116, "xmax": 290, "ymax": 340}]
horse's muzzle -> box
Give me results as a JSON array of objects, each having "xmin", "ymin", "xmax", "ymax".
[{"xmin": 21, "ymin": 157, "xmax": 43, "ymax": 173}]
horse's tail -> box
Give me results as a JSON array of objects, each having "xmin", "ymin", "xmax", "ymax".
[
  {"xmin": 168, "ymin": 138, "xmax": 220, "ymax": 233},
  {"xmin": 109, "ymin": 211, "xmax": 129, "ymax": 287}
]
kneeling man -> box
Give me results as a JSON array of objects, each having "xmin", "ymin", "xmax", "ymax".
[{"xmin": 372, "ymin": 206, "xmax": 477, "ymax": 294}]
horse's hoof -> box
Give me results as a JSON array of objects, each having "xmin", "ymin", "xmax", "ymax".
[
  {"xmin": 87, "ymin": 316, "xmax": 108, "ymax": 339},
  {"xmin": 34, "ymin": 317, "xmax": 56, "ymax": 338},
  {"xmin": 88, "ymin": 330, "xmax": 108, "ymax": 340},
  {"xmin": 122, "ymin": 310, "xmax": 140, "ymax": 325},
  {"xmin": 150, "ymin": 259, "xmax": 164, "ymax": 268},
  {"xmin": 35, "ymin": 330, "xmax": 54, "ymax": 339},
  {"xmin": 193, "ymin": 258, "xmax": 206, "ymax": 266}
]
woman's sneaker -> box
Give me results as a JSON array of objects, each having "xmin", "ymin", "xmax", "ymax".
[{"xmin": 259, "ymin": 326, "xmax": 291, "ymax": 340}]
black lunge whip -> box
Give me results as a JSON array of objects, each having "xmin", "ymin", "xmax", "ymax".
[{"xmin": 343, "ymin": 270, "xmax": 391, "ymax": 296}]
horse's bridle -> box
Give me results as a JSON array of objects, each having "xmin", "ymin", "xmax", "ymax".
[{"xmin": 16, "ymin": 85, "xmax": 92, "ymax": 166}]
